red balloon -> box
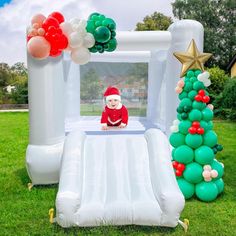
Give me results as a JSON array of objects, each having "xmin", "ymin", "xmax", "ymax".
[
  {"xmin": 48, "ymin": 26, "xmax": 57, "ymax": 34},
  {"xmin": 172, "ymin": 161, "xmax": 179, "ymax": 169},
  {"xmin": 202, "ymin": 95, "xmax": 210, "ymax": 103},
  {"xmin": 188, "ymin": 127, "xmax": 197, "ymax": 134},
  {"xmin": 175, "ymin": 169, "xmax": 182, "ymax": 177},
  {"xmin": 57, "ymin": 34, "xmax": 68, "ymax": 49},
  {"xmin": 42, "ymin": 16, "xmax": 59, "ymax": 31},
  {"xmin": 195, "ymin": 94, "xmax": 202, "ymax": 102},
  {"xmin": 177, "ymin": 163, "xmax": 185, "ymax": 171},
  {"xmin": 192, "ymin": 121, "xmax": 200, "ymax": 128},
  {"xmin": 27, "ymin": 35, "xmax": 33, "ymax": 42},
  {"xmin": 198, "ymin": 89, "xmax": 205, "ymax": 96},
  {"xmin": 49, "ymin": 12, "xmax": 65, "ymax": 24},
  {"xmin": 197, "ymin": 127, "xmax": 205, "ymax": 135},
  {"xmin": 49, "ymin": 46, "xmax": 62, "ymax": 57}
]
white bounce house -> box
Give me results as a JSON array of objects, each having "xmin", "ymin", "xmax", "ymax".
[{"xmin": 26, "ymin": 19, "xmax": 204, "ymax": 228}]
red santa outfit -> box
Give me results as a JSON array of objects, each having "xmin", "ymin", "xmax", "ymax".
[{"xmin": 101, "ymin": 87, "xmax": 128, "ymax": 127}]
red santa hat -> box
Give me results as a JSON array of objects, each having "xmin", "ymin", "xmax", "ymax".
[{"xmin": 104, "ymin": 86, "xmax": 121, "ymax": 101}]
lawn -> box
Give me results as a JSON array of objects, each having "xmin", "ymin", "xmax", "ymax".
[{"xmin": 0, "ymin": 112, "xmax": 235, "ymax": 236}]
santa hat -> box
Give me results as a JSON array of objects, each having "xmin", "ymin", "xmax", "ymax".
[{"xmin": 104, "ymin": 86, "xmax": 121, "ymax": 101}]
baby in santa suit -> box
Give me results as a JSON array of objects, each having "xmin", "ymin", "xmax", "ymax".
[{"xmin": 101, "ymin": 86, "xmax": 129, "ymax": 130}]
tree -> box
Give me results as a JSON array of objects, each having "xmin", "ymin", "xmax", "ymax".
[
  {"xmin": 135, "ymin": 12, "xmax": 173, "ymax": 31},
  {"xmin": 172, "ymin": 0, "xmax": 236, "ymax": 70},
  {"xmin": 0, "ymin": 63, "xmax": 12, "ymax": 87}
]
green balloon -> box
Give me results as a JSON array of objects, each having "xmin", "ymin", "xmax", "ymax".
[
  {"xmin": 195, "ymin": 182, "xmax": 218, "ymax": 202},
  {"xmin": 177, "ymin": 113, "xmax": 183, "ymax": 121},
  {"xmin": 188, "ymin": 90, "xmax": 197, "ymax": 100},
  {"xmin": 193, "ymin": 81, "xmax": 205, "ymax": 91},
  {"xmin": 202, "ymin": 108, "xmax": 213, "ymax": 121},
  {"xmin": 95, "ymin": 21, "xmax": 102, "ymax": 27},
  {"xmin": 189, "ymin": 109, "xmax": 202, "ymax": 121},
  {"xmin": 190, "ymin": 77, "xmax": 197, "ymax": 83},
  {"xmin": 200, "ymin": 120, "xmax": 209, "ymax": 131},
  {"xmin": 91, "ymin": 15, "xmax": 100, "ymax": 21},
  {"xmin": 184, "ymin": 77, "xmax": 190, "ymax": 82},
  {"xmin": 86, "ymin": 20, "xmax": 96, "ymax": 33},
  {"xmin": 174, "ymin": 145, "xmax": 194, "ymax": 164},
  {"xmin": 203, "ymin": 130, "xmax": 218, "ymax": 147},
  {"xmin": 179, "ymin": 91, "xmax": 188, "ymax": 99},
  {"xmin": 181, "ymin": 112, "xmax": 188, "ymax": 120},
  {"xmin": 102, "ymin": 18, "xmax": 116, "ymax": 30},
  {"xmin": 179, "ymin": 120, "xmax": 192, "ymax": 134},
  {"xmin": 183, "ymin": 162, "xmax": 203, "ymax": 184},
  {"xmin": 192, "ymin": 101, "xmax": 206, "ymax": 110},
  {"xmin": 184, "ymin": 82, "xmax": 193, "ymax": 92},
  {"xmin": 186, "ymin": 70, "xmax": 195, "ymax": 78},
  {"xmin": 169, "ymin": 132, "xmax": 185, "ymax": 148},
  {"xmin": 185, "ymin": 134, "xmax": 203, "ymax": 149},
  {"xmin": 195, "ymin": 145, "xmax": 215, "ymax": 165},
  {"xmin": 208, "ymin": 121, "xmax": 213, "ymax": 129},
  {"xmin": 194, "ymin": 70, "xmax": 202, "ymax": 77},
  {"xmin": 171, "ymin": 148, "xmax": 176, "ymax": 159},
  {"xmin": 211, "ymin": 159, "xmax": 224, "ymax": 179},
  {"xmin": 177, "ymin": 178, "xmax": 195, "ymax": 199},
  {"xmin": 179, "ymin": 98, "xmax": 192, "ymax": 108},
  {"xmin": 214, "ymin": 178, "xmax": 224, "ymax": 194},
  {"xmin": 106, "ymin": 38, "xmax": 117, "ymax": 52},
  {"xmin": 88, "ymin": 12, "xmax": 100, "ymax": 20},
  {"xmin": 94, "ymin": 26, "xmax": 111, "ymax": 43}
]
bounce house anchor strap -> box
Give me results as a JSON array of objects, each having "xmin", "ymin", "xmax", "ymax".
[
  {"xmin": 178, "ymin": 219, "xmax": 189, "ymax": 233},
  {"xmin": 28, "ymin": 183, "xmax": 34, "ymax": 191},
  {"xmin": 49, "ymin": 208, "xmax": 56, "ymax": 224}
]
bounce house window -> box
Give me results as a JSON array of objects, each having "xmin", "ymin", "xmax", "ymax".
[{"xmin": 80, "ymin": 62, "xmax": 148, "ymax": 117}]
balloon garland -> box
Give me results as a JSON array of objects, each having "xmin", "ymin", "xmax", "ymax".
[
  {"xmin": 27, "ymin": 12, "xmax": 117, "ymax": 64},
  {"xmin": 170, "ymin": 39, "xmax": 224, "ymax": 202}
]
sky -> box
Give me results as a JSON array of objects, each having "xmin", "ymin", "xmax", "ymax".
[{"xmin": 0, "ymin": 0, "xmax": 174, "ymax": 65}]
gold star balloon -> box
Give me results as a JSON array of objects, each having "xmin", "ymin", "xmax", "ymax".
[{"xmin": 173, "ymin": 39, "xmax": 212, "ymax": 77}]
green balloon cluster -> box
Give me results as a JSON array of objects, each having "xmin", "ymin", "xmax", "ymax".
[
  {"xmin": 86, "ymin": 13, "xmax": 117, "ymax": 53},
  {"xmin": 170, "ymin": 69, "xmax": 225, "ymax": 202}
]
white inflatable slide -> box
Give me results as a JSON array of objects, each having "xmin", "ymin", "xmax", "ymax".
[{"xmin": 26, "ymin": 20, "xmax": 204, "ymax": 228}]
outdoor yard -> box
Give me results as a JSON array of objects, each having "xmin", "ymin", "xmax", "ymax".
[{"xmin": 0, "ymin": 112, "xmax": 235, "ymax": 236}]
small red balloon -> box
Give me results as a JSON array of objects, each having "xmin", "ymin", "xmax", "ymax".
[
  {"xmin": 57, "ymin": 34, "xmax": 68, "ymax": 49},
  {"xmin": 48, "ymin": 26, "xmax": 57, "ymax": 34},
  {"xmin": 197, "ymin": 127, "xmax": 205, "ymax": 135},
  {"xmin": 202, "ymin": 95, "xmax": 210, "ymax": 103},
  {"xmin": 195, "ymin": 94, "xmax": 202, "ymax": 102},
  {"xmin": 177, "ymin": 163, "xmax": 185, "ymax": 171},
  {"xmin": 175, "ymin": 169, "xmax": 182, "ymax": 177},
  {"xmin": 172, "ymin": 161, "xmax": 179, "ymax": 169},
  {"xmin": 198, "ymin": 89, "xmax": 205, "ymax": 96},
  {"xmin": 192, "ymin": 121, "xmax": 200, "ymax": 128},
  {"xmin": 49, "ymin": 12, "xmax": 65, "ymax": 24},
  {"xmin": 49, "ymin": 47, "xmax": 62, "ymax": 57},
  {"xmin": 189, "ymin": 127, "xmax": 197, "ymax": 134},
  {"xmin": 42, "ymin": 16, "xmax": 59, "ymax": 31}
]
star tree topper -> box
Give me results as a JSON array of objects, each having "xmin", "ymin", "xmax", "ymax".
[{"xmin": 173, "ymin": 39, "xmax": 212, "ymax": 77}]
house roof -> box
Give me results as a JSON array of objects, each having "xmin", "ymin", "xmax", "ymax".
[{"xmin": 227, "ymin": 54, "xmax": 236, "ymax": 71}]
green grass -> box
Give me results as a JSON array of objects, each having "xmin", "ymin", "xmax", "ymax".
[{"xmin": 0, "ymin": 113, "xmax": 235, "ymax": 235}]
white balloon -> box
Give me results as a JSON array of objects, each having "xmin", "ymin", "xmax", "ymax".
[
  {"xmin": 170, "ymin": 125, "xmax": 179, "ymax": 133},
  {"xmin": 173, "ymin": 119, "xmax": 180, "ymax": 126},
  {"xmin": 69, "ymin": 18, "xmax": 80, "ymax": 25},
  {"xmin": 71, "ymin": 47, "xmax": 91, "ymax": 65},
  {"xmin": 69, "ymin": 32, "xmax": 83, "ymax": 48},
  {"xmin": 60, "ymin": 22, "xmax": 73, "ymax": 36},
  {"xmin": 78, "ymin": 20, "xmax": 87, "ymax": 28},
  {"xmin": 83, "ymin": 33, "xmax": 95, "ymax": 48},
  {"xmin": 197, "ymin": 71, "xmax": 210, "ymax": 82},
  {"xmin": 203, "ymin": 79, "xmax": 211, "ymax": 87}
]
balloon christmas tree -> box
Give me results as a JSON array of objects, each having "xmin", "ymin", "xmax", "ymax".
[
  {"xmin": 27, "ymin": 12, "xmax": 117, "ymax": 65},
  {"xmin": 170, "ymin": 39, "xmax": 224, "ymax": 202}
]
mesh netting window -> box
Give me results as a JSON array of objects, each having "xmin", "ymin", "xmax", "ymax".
[{"xmin": 80, "ymin": 62, "xmax": 148, "ymax": 117}]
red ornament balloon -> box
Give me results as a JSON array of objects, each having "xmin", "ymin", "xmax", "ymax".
[
  {"xmin": 197, "ymin": 127, "xmax": 205, "ymax": 135},
  {"xmin": 175, "ymin": 169, "xmax": 182, "ymax": 177},
  {"xmin": 172, "ymin": 161, "xmax": 179, "ymax": 169},
  {"xmin": 192, "ymin": 121, "xmax": 200, "ymax": 128},
  {"xmin": 49, "ymin": 12, "xmax": 65, "ymax": 24},
  {"xmin": 202, "ymin": 95, "xmax": 210, "ymax": 103},
  {"xmin": 49, "ymin": 46, "xmax": 62, "ymax": 57},
  {"xmin": 57, "ymin": 34, "xmax": 68, "ymax": 49},
  {"xmin": 177, "ymin": 163, "xmax": 185, "ymax": 171},
  {"xmin": 198, "ymin": 89, "xmax": 205, "ymax": 96},
  {"xmin": 188, "ymin": 127, "xmax": 197, "ymax": 134},
  {"xmin": 195, "ymin": 95, "xmax": 202, "ymax": 102},
  {"xmin": 42, "ymin": 16, "xmax": 60, "ymax": 31}
]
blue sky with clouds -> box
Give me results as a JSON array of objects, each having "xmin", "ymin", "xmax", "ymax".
[{"xmin": 0, "ymin": 0, "xmax": 174, "ymax": 65}]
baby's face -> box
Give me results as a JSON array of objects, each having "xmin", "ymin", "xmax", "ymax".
[{"xmin": 107, "ymin": 99, "xmax": 120, "ymax": 109}]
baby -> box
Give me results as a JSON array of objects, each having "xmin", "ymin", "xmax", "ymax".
[{"xmin": 101, "ymin": 86, "xmax": 128, "ymax": 130}]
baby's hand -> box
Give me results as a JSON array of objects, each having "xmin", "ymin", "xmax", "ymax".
[
  {"xmin": 118, "ymin": 123, "xmax": 126, "ymax": 128},
  {"xmin": 101, "ymin": 125, "xmax": 109, "ymax": 130}
]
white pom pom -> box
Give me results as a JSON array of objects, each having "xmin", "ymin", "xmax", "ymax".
[
  {"xmin": 170, "ymin": 125, "xmax": 179, "ymax": 133},
  {"xmin": 83, "ymin": 33, "xmax": 95, "ymax": 48},
  {"xmin": 198, "ymin": 71, "xmax": 210, "ymax": 82},
  {"xmin": 203, "ymin": 79, "xmax": 211, "ymax": 87},
  {"xmin": 69, "ymin": 32, "xmax": 83, "ymax": 48},
  {"xmin": 173, "ymin": 119, "xmax": 180, "ymax": 126},
  {"xmin": 71, "ymin": 47, "xmax": 91, "ymax": 65}
]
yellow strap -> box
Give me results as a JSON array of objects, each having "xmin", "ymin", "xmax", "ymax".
[
  {"xmin": 49, "ymin": 208, "xmax": 54, "ymax": 224},
  {"xmin": 178, "ymin": 218, "xmax": 189, "ymax": 233},
  {"xmin": 28, "ymin": 183, "xmax": 33, "ymax": 191}
]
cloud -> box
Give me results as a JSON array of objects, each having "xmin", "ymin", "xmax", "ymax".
[{"xmin": 0, "ymin": 0, "xmax": 173, "ymax": 65}]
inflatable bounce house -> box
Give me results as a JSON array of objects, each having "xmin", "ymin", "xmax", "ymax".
[{"xmin": 26, "ymin": 12, "xmax": 224, "ymax": 229}]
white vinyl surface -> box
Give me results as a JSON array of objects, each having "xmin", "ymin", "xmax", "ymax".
[{"xmin": 56, "ymin": 129, "xmax": 184, "ymax": 227}]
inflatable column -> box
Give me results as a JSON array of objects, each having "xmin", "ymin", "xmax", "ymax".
[
  {"xmin": 26, "ymin": 55, "xmax": 65, "ymax": 185},
  {"xmin": 165, "ymin": 20, "xmax": 204, "ymax": 135}
]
